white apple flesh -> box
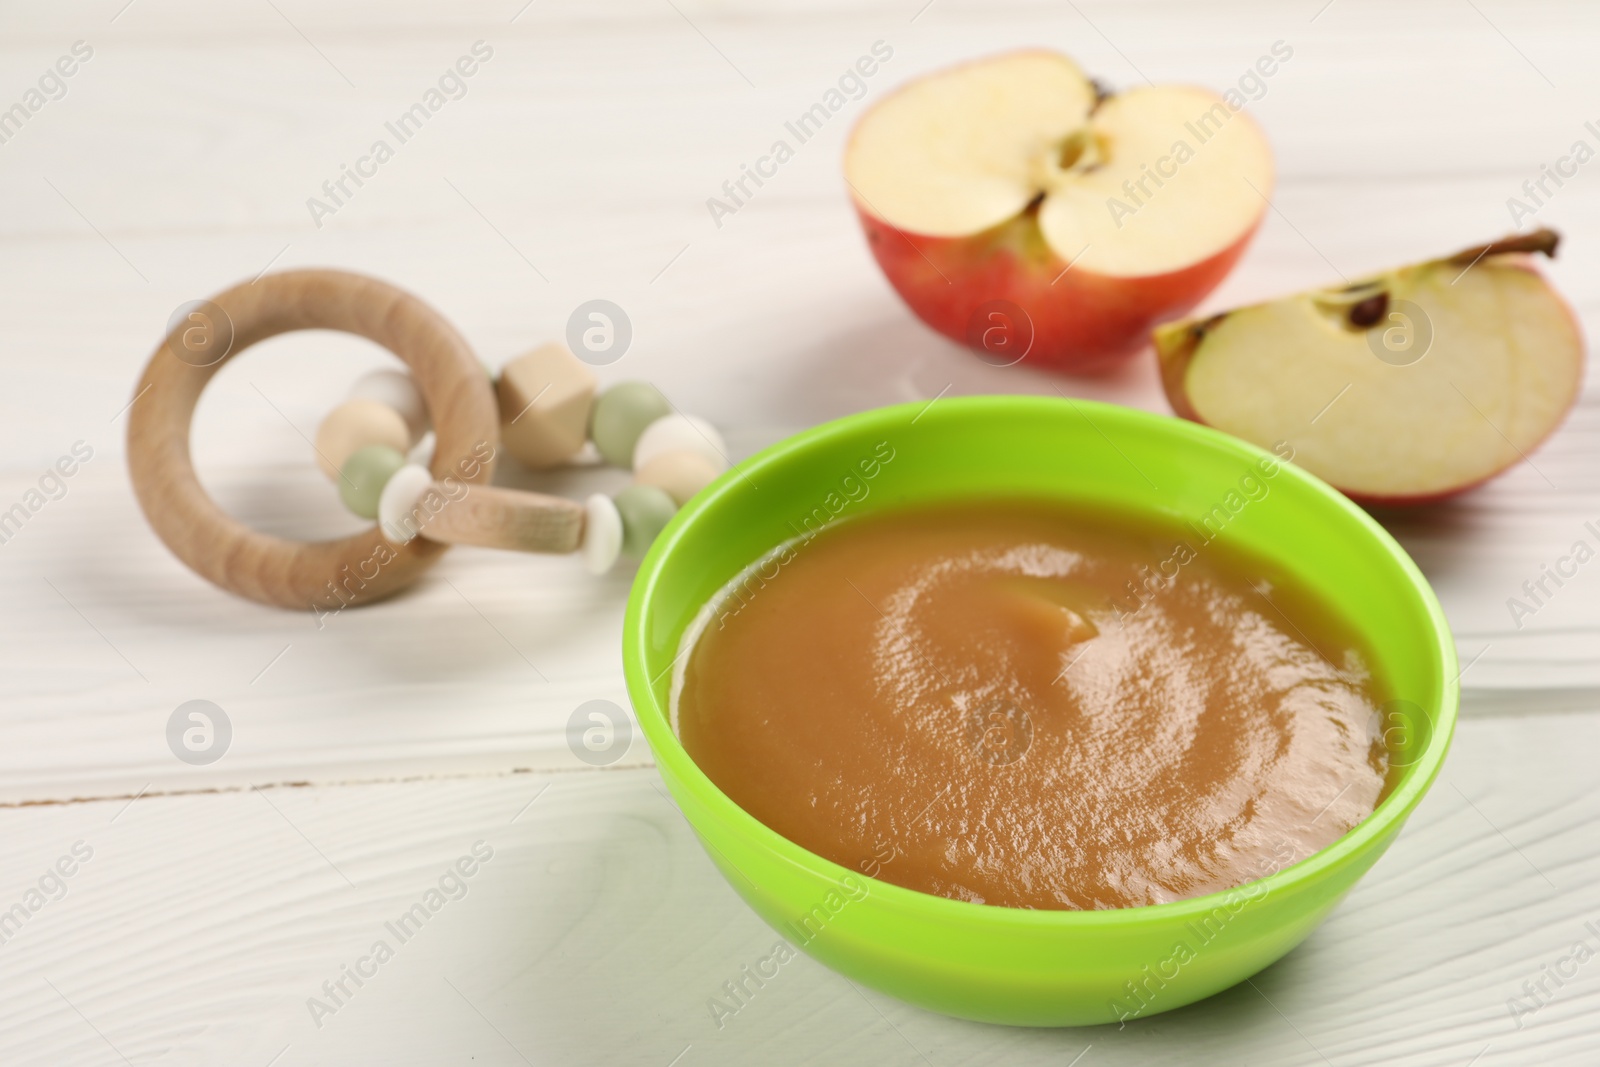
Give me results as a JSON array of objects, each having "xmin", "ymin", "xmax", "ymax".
[
  {"xmin": 1154, "ymin": 230, "xmax": 1584, "ymax": 503},
  {"xmin": 845, "ymin": 50, "xmax": 1274, "ymax": 372}
]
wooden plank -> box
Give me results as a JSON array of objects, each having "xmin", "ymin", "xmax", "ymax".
[{"xmin": 1, "ymin": 710, "xmax": 1597, "ymax": 1065}]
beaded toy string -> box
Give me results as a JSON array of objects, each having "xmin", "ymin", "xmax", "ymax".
[{"xmin": 316, "ymin": 342, "xmax": 726, "ymax": 575}]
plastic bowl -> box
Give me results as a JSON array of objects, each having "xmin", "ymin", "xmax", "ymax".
[{"xmin": 622, "ymin": 396, "xmax": 1457, "ymax": 1027}]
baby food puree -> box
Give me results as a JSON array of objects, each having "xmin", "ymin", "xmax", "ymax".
[{"xmin": 674, "ymin": 500, "xmax": 1390, "ymax": 910}]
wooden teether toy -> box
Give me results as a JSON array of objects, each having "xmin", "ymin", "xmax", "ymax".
[{"xmin": 127, "ymin": 269, "xmax": 725, "ymax": 610}]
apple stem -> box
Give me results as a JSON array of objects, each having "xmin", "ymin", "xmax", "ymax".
[
  {"xmin": 1089, "ymin": 78, "xmax": 1114, "ymax": 111},
  {"xmin": 1448, "ymin": 228, "xmax": 1560, "ymax": 265}
]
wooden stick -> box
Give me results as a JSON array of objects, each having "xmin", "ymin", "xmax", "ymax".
[{"xmin": 415, "ymin": 483, "xmax": 585, "ymax": 553}]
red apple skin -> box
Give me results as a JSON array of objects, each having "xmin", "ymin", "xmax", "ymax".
[
  {"xmin": 1154, "ymin": 259, "xmax": 1586, "ymax": 505},
  {"xmin": 856, "ymin": 204, "xmax": 1264, "ymax": 374}
]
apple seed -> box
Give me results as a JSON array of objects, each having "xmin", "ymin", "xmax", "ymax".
[{"xmin": 1348, "ymin": 292, "xmax": 1389, "ymax": 329}]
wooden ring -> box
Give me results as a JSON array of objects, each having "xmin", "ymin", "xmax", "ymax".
[{"xmin": 127, "ymin": 269, "xmax": 498, "ymax": 610}]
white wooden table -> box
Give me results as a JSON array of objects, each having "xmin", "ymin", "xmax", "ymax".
[{"xmin": 3, "ymin": 1, "xmax": 1598, "ymax": 1063}]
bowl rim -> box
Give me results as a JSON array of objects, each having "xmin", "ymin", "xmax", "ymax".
[{"xmin": 622, "ymin": 395, "xmax": 1460, "ymax": 928}]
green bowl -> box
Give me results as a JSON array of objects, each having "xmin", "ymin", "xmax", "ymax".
[{"xmin": 622, "ymin": 396, "xmax": 1457, "ymax": 1027}]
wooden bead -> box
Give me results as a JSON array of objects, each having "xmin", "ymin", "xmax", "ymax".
[
  {"xmin": 632, "ymin": 413, "xmax": 727, "ymax": 472},
  {"xmin": 495, "ymin": 343, "xmax": 597, "ymax": 469},
  {"xmin": 582, "ymin": 493, "xmax": 623, "ymax": 574},
  {"xmin": 590, "ymin": 381, "xmax": 671, "ymax": 468},
  {"xmin": 338, "ymin": 444, "xmax": 406, "ymax": 519},
  {"xmin": 614, "ymin": 485, "xmax": 677, "ymax": 559},
  {"xmin": 315, "ymin": 398, "xmax": 410, "ymax": 481},
  {"xmin": 634, "ymin": 450, "xmax": 720, "ymax": 506},
  {"xmin": 378, "ymin": 463, "xmax": 434, "ymax": 543},
  {"xmin": 350, "ymin": 369, "xmax": 429, "ymax": 444}
]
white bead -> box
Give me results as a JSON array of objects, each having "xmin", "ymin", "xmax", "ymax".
[
  {"xmin": 632, "ymin": 414, "xmax": 727, "ymax": 473},
  {"xmin": 582, "ymin": 493, "xmax": 623, "ymax": 574},
  {"xmin": 379, "ymin": 464, "xmax": 435, "ymax": 544},
  {"xmin": 350, "ymin": 369, "xmax": 428, "ymax": 444}
]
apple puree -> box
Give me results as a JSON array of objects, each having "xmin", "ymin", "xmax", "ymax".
[{"xmin": 674, "ymin": 500, "xmax": 1391, "ymax": 911}]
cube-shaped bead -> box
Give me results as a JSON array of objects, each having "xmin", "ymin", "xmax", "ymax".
[{"xmin": 495, "ymin": 343, "xmax": 598, "ymax": 469}]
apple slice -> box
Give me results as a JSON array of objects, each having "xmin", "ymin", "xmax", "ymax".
[
  {"xmin": 844, "ymin": 50, "xmax": 1274, "ymax": 372},
  {"xmin": 1154, "ymin": 229, "xmax": 1584, "ymax": 503}
]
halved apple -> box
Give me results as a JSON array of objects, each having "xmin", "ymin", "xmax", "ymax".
[
  {"xmin": 844, "ymin": 50, "xmax": 1274, "ymax": 372},
  {"xmin": 1154, "ymin": 229, "xmax": 1584, "ymax": 503}
]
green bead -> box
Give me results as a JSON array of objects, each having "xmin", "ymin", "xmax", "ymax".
[
  {"xmin": 338, "ymin": 444, "xmax": 406, "ymax": 519},
  {"xmin": 614, "ymin": 484, "xmax": 677, "ymax": 558},
  {"xmin": 590, "ymin": 381, "xmax": 671, "ymax": 468}
]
